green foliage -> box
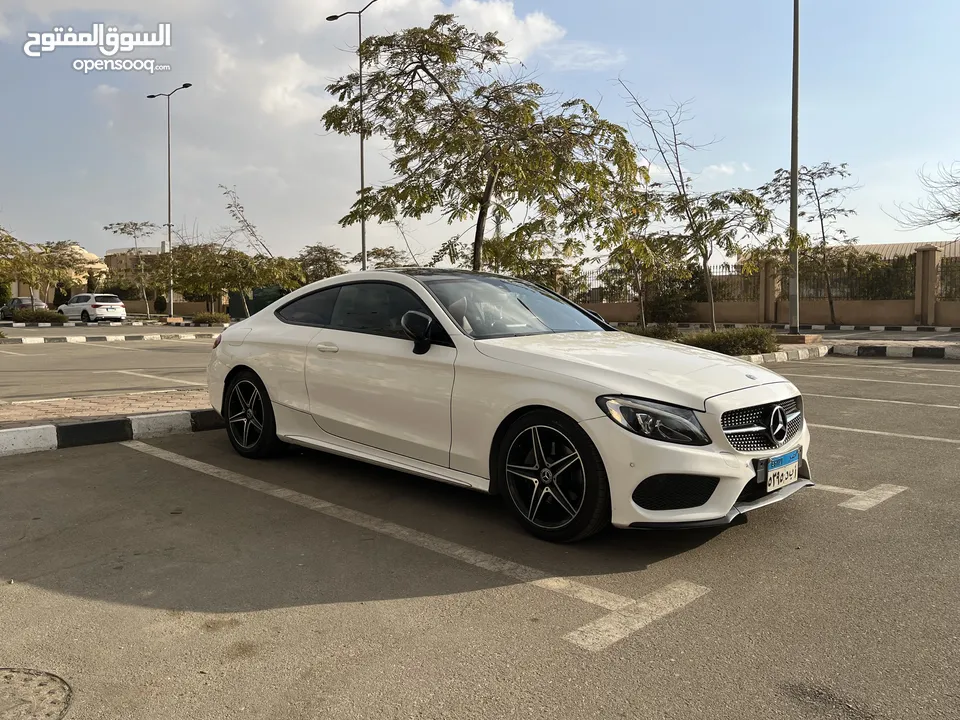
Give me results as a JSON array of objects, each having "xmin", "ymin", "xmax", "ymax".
[
  {"xmin": 192, "ymin": 311, "xmax": 230, "ymax": 324},
  {"xmin": 298, "ymin": 242, "xmax": 348, "ymax": 282},
  {"xmin": 620, "ymin": 324, "xmax": 683, "ymax": 341},
  {"xmin": 154, "ymin": 295, "xmax": 167, "ymax": 313},
  {"xmin": 352, "ymin": 246, "xmax": 412, "ymax": 269},
  {"xmin": 12, "ymin": 308, "xmax": 66, "ymax": 324},
  {"xmin": 323, "ymin": 13, "xmax": 640, "ymax": 270},
  {"xmin": 0, "ymin": 282, "xmax": 11, "ymax": 307},
  {"xmin": 680, "ymin": 327, "xmax": 779, "ymax": 356}
]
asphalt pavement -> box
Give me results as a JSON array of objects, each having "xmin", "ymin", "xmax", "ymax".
[
  {"xmin": 0, "ymin": 338, "xmax": 211, "ymax": 401},
  {"xmin": 1, "ymin": 356, "xmax": 959, "ymax": 719}
]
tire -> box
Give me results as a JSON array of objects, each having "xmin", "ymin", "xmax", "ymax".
[
  {"xmin": 81, "ymin": 311, "xmax": 90, "ymax": 322},
  {"xmin": 495, "ymin": 409, "xmax": 611, "ymax": 543},
  {"xmin": 58, "ymin": 310, "xmax": 64, "ymax": 315},
  {"xmin": 223, "ymin": 370, "xmax": 284, "ymax": 459}
]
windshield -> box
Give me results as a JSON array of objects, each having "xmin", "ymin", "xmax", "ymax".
[{"xmin": 420, "ymin": 275, "xmax": 607, "ymax": 339}]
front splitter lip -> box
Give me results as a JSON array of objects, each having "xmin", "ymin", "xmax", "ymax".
[{"xmin": 628, "ymin": 479, "xmax": 815, "ymax": 530}]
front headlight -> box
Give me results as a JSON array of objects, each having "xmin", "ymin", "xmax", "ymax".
[{"xmin": 596, "ymin": 396, "xmax": 711, "ymax": 446}]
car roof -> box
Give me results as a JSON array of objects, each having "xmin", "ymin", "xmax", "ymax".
[{"xmin": 385, "ymin": 267, "xmax": 528, "ymax": 282}]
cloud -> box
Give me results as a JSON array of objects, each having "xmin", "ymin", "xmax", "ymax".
[
  {"xmin": 741, "ymin": 162, "xmax": 752, "ymax": 172},
  {"xmin": 0, "ymin": 0, "xmax": 589, "ymax": 260},
  {"xmin": 542, "ymin": 41, "xmax": 627, "ymax": 72},
  {"xmin": 702, "ymin": 163, "xmax": 738, "ymax": 177}
]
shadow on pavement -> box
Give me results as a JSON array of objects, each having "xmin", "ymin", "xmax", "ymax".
[{"xmin": 0, "ymin": 433, "xmax": 727, "ymax": 614}]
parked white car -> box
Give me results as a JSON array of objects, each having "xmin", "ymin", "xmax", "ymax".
[
  {"xmin": 57, "ymin": 293, "xmax": 127, "ymax": 322},
  {"xmin": 206, "ymin": 269, "xmax": 813, "ymax": 543}
]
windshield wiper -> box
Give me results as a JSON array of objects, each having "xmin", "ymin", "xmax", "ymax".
[{"xmin": 511, "ymin": 295, "xmax": 553, "ymax": 333}]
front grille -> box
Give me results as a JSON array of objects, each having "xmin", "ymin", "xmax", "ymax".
[
  {"xmin": 721, "ymin": 396, "xmax": 803, "ymax": 452},
  {"xmin": 632, "ymin": 474, "xmax": 720, "ymax": 510}
]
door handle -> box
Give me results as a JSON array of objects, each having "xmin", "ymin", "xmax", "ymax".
[{"xmin": 316, "ymin": 342, "xmax": 339, "ymax": 353}]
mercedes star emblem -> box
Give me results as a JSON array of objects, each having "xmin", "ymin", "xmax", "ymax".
[{"xmin": 767, "ymin": 405, "xmax": 788, "ymax": 445}]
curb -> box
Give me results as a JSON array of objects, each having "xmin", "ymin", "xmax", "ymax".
[
  {"xmin": 0, "ymin": 333, "xmax": 218, "ymax": 345},
  {"xmin": 612, "ymin": 322, "xmax": 960, "ymax": 333},
  {"xmin": 0, "ymin": 321, "xmax": 229, "ymax": 329},
  {"xmin": 0, "ymin": 409, "xmax": 224, "ymax": 457},
  {"xmin": 737, "ymin": 345, "xmax": 831, "ymax": 365},
  {"xmin": 828, "ymin": 344, "xmax": 960, "ymax": 360}
]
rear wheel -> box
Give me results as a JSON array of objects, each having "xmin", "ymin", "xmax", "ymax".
[
  {"xmin": 496, "ymin": 410, "xmax": 611, "ymax": 543},
  {"xmin": 224, "ymin": 370, "xmax": 284, "ymax": 458},
  {"xmin": 80, "ymin": 310, "xmax": 90, "ymax": 322}
]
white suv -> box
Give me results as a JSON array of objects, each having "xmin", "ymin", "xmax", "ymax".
[{"xmin": 57, "ymin": 293, "xmax": 127, "ymax": 322}]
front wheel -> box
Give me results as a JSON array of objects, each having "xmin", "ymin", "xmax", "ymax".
[
  {"xmin": 496, "ymin": 410, "xmax": 611, "ymax": 543},
  {"xmin": 223, "ymin": 370, "xmax": 284, "ymax": 458}
]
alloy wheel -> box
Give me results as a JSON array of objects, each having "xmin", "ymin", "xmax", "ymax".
[
  {"xmin": 227, "ymin": 379, "xmax": 265, "ymax": 450},
  {"xmin": 504, "ymin": 425, "xmax": 586, "ymax": 530}
]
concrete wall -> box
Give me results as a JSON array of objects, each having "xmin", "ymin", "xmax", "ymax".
[
  {"xmin": 585, "ymin": 298, "xmax": 931, "ymax": 327},
  {"xmin": 581, "ymin": 302, "xmax": 640, "ymax": 323},
  {"xmin": 122, "ymin": 300, "xmax": 211, "ymax": 316},
  {"xmin": 773, "ymin": 299, "xmax": 916, "ymax": 326},
  {"xmin": 936, "ymin": 301, "xmax": 960, "ymax": 327},
  {"xmin": 688, "ymin": 301, "xmax": 761, "ymax": 325}
]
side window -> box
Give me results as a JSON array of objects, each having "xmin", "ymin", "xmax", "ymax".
[
  {"xmin": 275, "ymin": 286, "xmax": 340, "ymax": 326},
  {"xmin": 329, "ymin": 282, "xmax": 429, "ymax": 339},
  {"xmin": 67, "ymin": 296, "xmax": 77, "ymax": 304},
  {"xmin": 76, "ymin": 295, "xmax": 90, "ymax": 304}
]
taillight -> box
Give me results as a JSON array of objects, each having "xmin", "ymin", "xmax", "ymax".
[
  {"xmin": 90, "ymin": 303, "xmax": 102, "ymax": 308},
  {"xmin": 213, "ymin": 335, "xmax": 222, "ymax": 349}
]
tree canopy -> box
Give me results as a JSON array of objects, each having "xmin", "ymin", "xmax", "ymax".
[{"xmin": 322, "ymin": 13, "xmax": 640, "ymax": 271}]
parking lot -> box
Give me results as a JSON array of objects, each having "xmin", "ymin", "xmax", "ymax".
[
  {"xmin": 0, "ymin": 339, "xmax": 209, "ymax": 401},
  {"xmin": 2, "ymin": 356, "xmax": 959, "ymax": 719}
]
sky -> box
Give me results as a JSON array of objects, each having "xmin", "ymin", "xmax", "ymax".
[{"xmin": 1, "ymin": 0, "xmax": 958, "ymax": 266}]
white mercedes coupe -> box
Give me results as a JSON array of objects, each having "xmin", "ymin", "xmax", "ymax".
[{"xmin": 207, "ymin": 269, "xmax": 813, "ymax": 543}]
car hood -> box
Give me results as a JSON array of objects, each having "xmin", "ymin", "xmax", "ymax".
[{"xmin": 474, "ymin": 331, "xmax": 790, "ymax": 411}]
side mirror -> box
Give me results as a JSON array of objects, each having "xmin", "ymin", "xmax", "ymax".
[{"xmin": 401, "ymin": 310, "xmax": 434, "ymax": 355}]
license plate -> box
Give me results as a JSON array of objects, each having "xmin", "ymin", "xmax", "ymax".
[{"xmin": 766, "ymin": 448, "xmax": 800, "ymax": 492}]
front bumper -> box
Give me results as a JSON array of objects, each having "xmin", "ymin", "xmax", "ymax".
[{"xmin": 580, "ymin": 384, "xmax": 813, "ymax": 529}]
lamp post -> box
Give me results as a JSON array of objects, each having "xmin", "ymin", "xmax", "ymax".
[
  {"xmin": 327, "ymin": 0, "xmax": 380, "ymax": 271},
  {"xmin": 788, "ymin": 0, "xmax": 800, "ymax": 334},
  {"xmin": 147, "ymin": 82, "xmax": 192, "ymax": 317}
]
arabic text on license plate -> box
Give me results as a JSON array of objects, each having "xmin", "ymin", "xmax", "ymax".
[{"xmin": 766, "ymin": 448, "xmax": 799, "ymax": 492}]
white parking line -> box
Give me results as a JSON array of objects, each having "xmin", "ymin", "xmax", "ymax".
[
  {"xmin": 120, "ymin": 440, "xmax": 709, "ymax": 650},
  {"xmin": 839, "ymin": 484, "xmax": 907, "ymax": 510},
  {"xmin": 803, "ymin": 360, "xmax": 960, "ymax": 374},
  {"xmin": 804, "ymin": 393, "xmax": 960, "ymax": 410},
  {"xmin": 563, "ymin": 581, "xmax": 709, "ymax": 652},
  {"xmin": 781, "ymin": 373, "xmax": 960, "ymax": 388},
  {"xmin": 95, "ymin": 370, "xmax": 204, "ymax": 386},
  {"xmin": 0, "ymin": 349, "xmax": 44, "ymax": 356},
  {"xmin": 809, "ymin": 423, "xmax": 960, "ymax": 444}
]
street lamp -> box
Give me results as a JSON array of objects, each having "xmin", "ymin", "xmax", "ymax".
[
  {"xmin": 327, "ymin": 0, "xmax": 380, "ymax": 271},
  {"xmin": 147, "ymin": 82, "xmax": 192, "ymax": 317},
  {"xmin": 788, "ymin": 0, "xmax": 800, "ymax": 334}
]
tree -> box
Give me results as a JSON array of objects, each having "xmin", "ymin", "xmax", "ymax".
[
  {"xmin": 760, "ymin": 162, "xmax": 860, "ymax": 324},
  {"xmin": 322, "ymin": 13, "xmax": 640, "ymax": 272},
  {"xmin": 0, "ymin": 226, "xmax": 25, "ymax": 286},
  {"xmin": 103, "ymin": 221, "xmax": 160, "ymax": 318},
  {"xmin": 892, "ymin": 163, "xmax": 960, "ymax": 237},
  {"xmin": 352, "ymin": 246, "xmax": 411, "ymax": 269},
  {"xmin": 298, "ymin": 242, "xmax": 348, "ymax": 282},
  {"xmin": 622, "ymin": 85, "xmax": 771, "ymax": 331}
]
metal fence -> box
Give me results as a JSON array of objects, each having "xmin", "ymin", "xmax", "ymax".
[
  {"xmin": 777, "ymin": 256, "xmax": 916, "ymax": 301},
  {"xmin": 939, "ymin": 257, "xmax": 960, "ymax": 300},
  {"xmin": 575, "ymin": 264, "xmax": 760, "ymax": 305}
]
